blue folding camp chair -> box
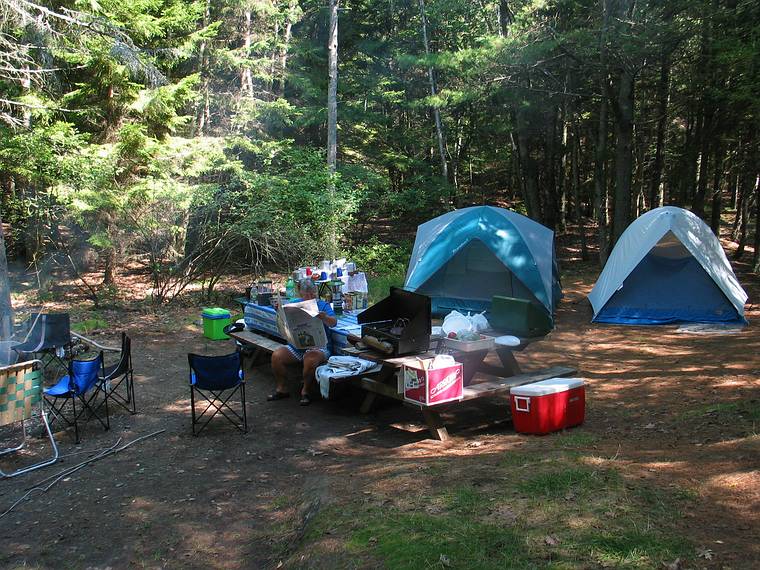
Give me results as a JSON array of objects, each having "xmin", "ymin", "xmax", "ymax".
[
  {"xmin": 0, "ymin": 360, "xmax": 59, "ymax": 477},
  {"xmin": 100, "ymin": 333, "xmax": 136, "ymax": 414},
  {"xmin": 44, "ymin": 353, "xmax": 108, "ymax": 444},
  {"xmin": 188, "ymin": 352, "xmax": 247, "ymax": 436}
]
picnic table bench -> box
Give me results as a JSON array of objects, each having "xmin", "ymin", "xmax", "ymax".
[{"xmin": 228, "ymin": 329, "xmax": 576, "ymax": 441}]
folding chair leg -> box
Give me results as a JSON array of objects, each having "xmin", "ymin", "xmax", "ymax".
[
  {"xmin": 191, "ymin": 386, "xmax": 247, "ymax": 435},
  {"xmin": 0, "ymin": 406, "xmax": 59, "ymax": 478},
  {"xmin": 104, "ymin": 385, "xmax": 110, "ymax": 429},
  {"xmin": 241, "ymin": 383, "xmax": 248, "ymax": 433},
  {"xmin": 129, "ymin": 371, "xmax": 137, "ymax": 413},
  {"xmin": 0, "ymin": 422, "xmax": 26, "ymax": 456},
  {"xmin": 72, "ymin": 395, "xmax": 80, "ymax": 444},
  {"xmin": 76, "ymin": 385, "xmax": 110, "ymax": 433},
  {"xmin": 191, "ymin": 386, "xmax": 197, "ymax": 436}
]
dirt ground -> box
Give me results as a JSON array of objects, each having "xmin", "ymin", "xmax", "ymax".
[{"xmin": 0, "ymin": 255, "xmax": 758, "ymax": 569}]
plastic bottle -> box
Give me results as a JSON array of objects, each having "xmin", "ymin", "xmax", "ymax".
[{"xmin": 285, "ymin": 277, "xmax": 295, "ymax": 299}]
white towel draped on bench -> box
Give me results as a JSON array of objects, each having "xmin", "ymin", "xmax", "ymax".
[{"xmin": 315, "ymin": 356, "xmax": 382, "ymax": 400}]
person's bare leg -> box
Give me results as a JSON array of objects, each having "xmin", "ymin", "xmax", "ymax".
[
  {"xmin": 301, "ymin": 350, "xmax": 328, "ymax": 398},
  {"xmin": 271, "ymin": 347, "xmax": 300, "ymax": 395}
]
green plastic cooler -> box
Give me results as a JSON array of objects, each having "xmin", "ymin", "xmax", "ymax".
[{"xmin": 202, "ymin": 308, "xmax": 232, "ymax": 340}]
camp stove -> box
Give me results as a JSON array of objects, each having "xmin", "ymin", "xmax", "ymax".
[{"xmin": 358, "ymin": 287, "xmax": 431, "ymax": 356}]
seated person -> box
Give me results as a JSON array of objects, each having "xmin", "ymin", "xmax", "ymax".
[{"xmin": 267, "ymin": 278, "xmax": 337, "ymax": 406}]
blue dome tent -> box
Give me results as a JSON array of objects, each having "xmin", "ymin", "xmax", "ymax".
[
  {"xmin": 403, "ymin": 206, "xmax": 561, "ymax": 320},
  {"xmin": 588, "ymin": 207, "xmax": 748, "ymax": 325}
]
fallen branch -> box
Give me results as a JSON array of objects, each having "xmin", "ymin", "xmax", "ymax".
[
  {"xmin": 0, "ymin": 429, "xmax": 166, "ymax": 519},
  {"xmin": 71, "ymin": 331, "xmax": 120, "ymax": 352}
]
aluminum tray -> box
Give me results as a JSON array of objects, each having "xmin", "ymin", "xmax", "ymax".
[{"xmin": 441, "ymin": 334, "xmax": 495, "ymax": 353}]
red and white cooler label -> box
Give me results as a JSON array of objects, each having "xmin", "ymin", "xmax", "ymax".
[{"xmin": 403, "ymin": 363, "xmax": 463, "ymax": 406}]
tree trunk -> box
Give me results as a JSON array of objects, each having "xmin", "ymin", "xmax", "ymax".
[
  {"xmin": 195, "ymin": 0, "xmax": 211, "ymax": 134},
  {"xmin": 571, "ymin": 121, "xmax": 588, "ymax": 260},
  {"xmin": 710, "ymin": 142, "xmax": 724, "ymax": 236},
  {"xmin": 277, "ymin": 1, "xmax": 297, "ymax": 97},
  {"xmin": 103, "ymin": 248, "xmax": 116, "ymax": 286},
  {"xmin": 559, "ymin": 105, "xmax": 569, "ymax": 232},
  {"xmin": 498, "ymin": 0, "xmax": 513, "ymax": 37},
  {"xmin": 594, "ymin": 0, "xmax": 610, "ymax": 265},
  {"xmin": 753, "ymin": 174, "xmax": 760, "ymax": 272},
  {"xmin": 735, "ymin": 124, "xmax": 757, "ymax": 257},
  {"xmin": 611, "ymin": 65, "xmax": 634, "ymax": 246},
  {"xmin": 418, "ymin": 0, "xmax": 448, "ymax": 182},
  {"xmin": 693, "ymin": 107, "xmax": 714, "ymax": 219},
  {"xmin": 327, "ymin": 0, "xmax": 339, "ymax": 174},
  {"xmin": 241, "ymin": 10, "xmax": 254, "ymax": 97},
  {"xmin": 515, "ymin": 111, "xmax": 541, "ymax": 221},
  {"xmin": 0, "ymin": 213, "xmax": 13, "ymax": 340},
  {"xmin": 543, "ymin": 107, "xmax": 559, "ymax": 231},
  {"xmin": 649, "ymin": 30, "xmax": 670, "ymax": 208}
]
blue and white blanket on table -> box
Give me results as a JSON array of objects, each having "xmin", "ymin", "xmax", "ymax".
[{"xmin": 243, "ymin": 301, "xmax": 364, "ymax": 351}]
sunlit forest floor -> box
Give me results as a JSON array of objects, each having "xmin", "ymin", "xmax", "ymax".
[{"xmin": 0, "ymin": 231, "xmax": 758, "ymax": 569}]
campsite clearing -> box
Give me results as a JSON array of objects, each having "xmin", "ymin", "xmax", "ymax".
[{"xmin": 0, "ymin": 261, "xmax": 758, "ymax": 569}]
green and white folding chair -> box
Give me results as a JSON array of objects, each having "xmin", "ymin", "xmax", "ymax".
[{"xmin": 0, "ymin": 360, "xmax": 59, "ymax": 478}]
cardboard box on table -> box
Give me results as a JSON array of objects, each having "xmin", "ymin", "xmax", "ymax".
[
  {"xmin": 403, "ymin": 359, "xmax": 463, "ymax": 406},
  {"xmin": 509, "ymin": 377, "xmax": 585, "ymax": 435}
]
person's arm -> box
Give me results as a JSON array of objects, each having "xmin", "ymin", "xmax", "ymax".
[
  {"xmin": 317, "ymin": 311, "xmax": 337, "ymax": 327},
  {"xmin": 317, "ymin": 301, "xmax": 338, "ymax": 327}
]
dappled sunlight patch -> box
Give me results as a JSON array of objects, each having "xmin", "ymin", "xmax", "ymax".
[
  {"xmin": 162, "ymin": 400, "xmax": 190, "ymax": 413},
  {"xmin": 705, "ymin": 470, "xmax": 760, "ymax": 493}
]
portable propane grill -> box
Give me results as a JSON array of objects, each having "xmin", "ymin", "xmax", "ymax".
[{"xmin": 358, "ymin": 287, "xmax": 431, "ymax": 356}]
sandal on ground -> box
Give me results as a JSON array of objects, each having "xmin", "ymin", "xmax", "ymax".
[
  {"xmin": 267, "ymin": 391, "xmax": 290, "ymax": 401},
  {"xmin": 299, "ymin": 394, "xmax": 311, "ymax": 406}
]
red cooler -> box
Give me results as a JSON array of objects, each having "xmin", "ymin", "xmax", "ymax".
[{"xmin": 509, "ymin": 378, "xmax": 585, "ymax": 435}]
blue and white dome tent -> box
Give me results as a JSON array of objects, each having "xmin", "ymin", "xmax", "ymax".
[
  {"xmin": 588, "ymin": 206, "xmax": 748, "ymax": 325},
  {"xmin": 403, "ymin": 205, "xmax": 561, "ymax": 319}
]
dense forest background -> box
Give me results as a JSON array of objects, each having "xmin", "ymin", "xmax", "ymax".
[{"xmin": 1, "ymin": 0, "xmax": 759, "ymax": 311}]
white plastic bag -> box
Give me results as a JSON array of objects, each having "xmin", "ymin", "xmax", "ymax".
[
  {"xmin": 430, "ymin": 354, "xmax": 456, "ymax": 369},
  {"xmin": 345, "ymin": 272, "xmax": 369, "ymax": 293},
  {"xmin": 442, "ymin": 310, "xmax": 490, "ymax": 336},
  {"xmin": 469, "ymin": 311, "xmax": 490, "ymax": 332},
  {"xmin": 441, "ymin": 311, "xmax": 473, "ymax": 336}
]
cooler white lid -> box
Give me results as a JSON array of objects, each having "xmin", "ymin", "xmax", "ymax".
[{"xmin": 510, "ymin": 377, "xmax": 584, "ymax": 397}]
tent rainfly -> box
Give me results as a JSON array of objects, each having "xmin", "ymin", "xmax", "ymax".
[
  {"xmin": 588, "ymin": 206, "xmax": 748, "ymax": 325},
  {"xmin": 403, "ymin": 206, "xmax": 561, "ymax": 317}
]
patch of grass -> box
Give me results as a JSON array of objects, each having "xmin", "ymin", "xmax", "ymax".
[
  {"xmin": 350, "ymin": 510, "xmax": 529, "ymax": 570},
  {"xmin": 553, "ymin": 430, "xmax": 599, "ymax": 449},
  {"xmin": 499, "ymin": 450, "xmax": 542, "ymax": 467},
  {"xmin": 679, "ymin": 400, "xmax": 760, "ymax": 423},
  {"xmin": 446, "ymin": 486, "xmax": 487, "ymax": 515},
  {"xmin": 301, "ymin": 456, "xmax": 695, "ymax": 569},
  {"xmin": 578, "ymin": 529, "xmax": 690, "ymax": 568},
  {"xmin": 518, "ymin": 466, "xmax": 620, "ymax": 498},
  {"xmin": 71, "ymin": 317, "xmax": 109, "ymax": 333}
]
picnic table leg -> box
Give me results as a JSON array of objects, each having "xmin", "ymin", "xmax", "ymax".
[
  {"xmin": 420, "ymin": 408, "xmax": 450, "ymax": 441},
  {"xmin": 496, "ymin": 348, "xmax": 522, "ymax": 376},
  {"xmin": 359, "ymin": 392, "xmax": 377, "ymax": 414}
]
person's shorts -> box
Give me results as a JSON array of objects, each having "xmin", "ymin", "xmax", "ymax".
[{"xmin": 286, "ymin": 345, "xmax": 331, "ymax": 362}]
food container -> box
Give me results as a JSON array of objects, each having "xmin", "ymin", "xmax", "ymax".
[
  {"xmin": 255, "ymin": 280, "xmax": 274, "ymax": 306},
  {"xmin": 442, "ymin": 334, "xmax": 495, "ymax": 353}
]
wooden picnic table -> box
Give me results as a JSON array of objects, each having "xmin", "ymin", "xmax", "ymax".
[{"xmin": 228, "ymin": 329, "xmax": 576, "ymax": 441}]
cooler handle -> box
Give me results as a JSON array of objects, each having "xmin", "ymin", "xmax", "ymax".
[{"xmin": 514, "ymin": 395, "xmax": 530, "ymax": 412}]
